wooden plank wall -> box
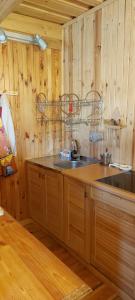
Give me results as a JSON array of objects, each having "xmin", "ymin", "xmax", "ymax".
[
  {"xmin": 62, "ymin": 0, "xmax": 135, "ymax": 166},
  {"xmin": 1, "ymin": 13, "xmax": 62, "ymax": 50},
  {"xmin": 0, "ymin": 41, "xmax": 61, "ymax": 219}
]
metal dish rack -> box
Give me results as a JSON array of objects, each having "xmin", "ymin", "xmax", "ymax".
[{"xmin": 36, "ymin": 90, "xmax": 103, "ymax": 127}]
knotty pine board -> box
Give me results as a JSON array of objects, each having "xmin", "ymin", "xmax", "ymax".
[
  {"xmin": 0, "ymin": 41, "xmax": 61, "ymax": 220},
  {"xmin": 62, "ymin": 0, "xmax": 135, "ymax": 166},
  {"xmin": 1, "ymin": 13, "xmax": 62, "ymax": 50}
]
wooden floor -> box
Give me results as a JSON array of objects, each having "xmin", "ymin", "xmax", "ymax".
[{"xmin": 23, "ymin": 220, "xmax": 122, "ymax": 300}]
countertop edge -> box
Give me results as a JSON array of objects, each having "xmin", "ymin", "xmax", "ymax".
[
  {"xmin": 26, "ymin": 158, "xmax": 135, "ymax": 203},
  {"xmin": 25, "ymin": 159, "xmax": 62, "ymax": 173}
]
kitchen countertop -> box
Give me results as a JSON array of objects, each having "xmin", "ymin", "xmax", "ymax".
[
  {"xmin": 62, "ymin": 163, "xmax": 121, "ymax": 183},
  {"xmin": 26, "ymin": 155, "xmax": 121, "ymax": 182},
  {"xmin": 0, "ymin": 212, "xmax": 92, "ymax": 299},
  {"xmin": 63, "ymin": 164, "xmax": 135, "ymax": 202},
  {"xmin": 26, "ymin": 155, "xmax": 63, "ymax": 172},
  {"xmin": 26, "ymin": 156, "xmax": 135, "ymax": 202},
  {"xmin": 27, "ymin": 155, "xmax": 117, "ymax": 177},
  {"xmin": 63, "ymin": 164, "xmax": 135, "ymax": 201}
]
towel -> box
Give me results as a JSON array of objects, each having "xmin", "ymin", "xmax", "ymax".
[{"xmin": 0, "ymin": 94, "xmax": 16, "ymax": 155}]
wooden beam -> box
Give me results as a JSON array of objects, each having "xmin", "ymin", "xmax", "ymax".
[
  {"xmin": 15, "ymin": 3, "xmax": 71, "ymax": 24},
  {"xmin": 21, "ymin": 0, "xmax": 88, "ymax": 17},
  {"xmin": 0, "ymin": 0, "xmax": 23, "ymax": 22},
  {"xmin": 1, "ymin": 13, "xmax": 62, "ymax": 49},
  {"xmin": 63, "ymin": 0, "xmax": 114, "ymax": 27},
  {"xmin": 75, "ymin": 0, "xmax": 103, "ymax": 5}
]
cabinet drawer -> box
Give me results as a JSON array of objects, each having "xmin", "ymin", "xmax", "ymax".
[
  {"xmin": 92, "ymin": 199, "xmax": 135, "ymax": 298},
  {"xmin": 66, "ymin": 178, "xmax": 85, "ymax": 210},
  {"xmin": 91, "ymin": 186, "xmax": 135, "ymax": 216},
  {"xmin": 91, "ymin": 187, "xmax": 120, "ymax": 203},
  {"xmin": 27, "ymin": 164, "xmax": 45, "ymax": 183}
]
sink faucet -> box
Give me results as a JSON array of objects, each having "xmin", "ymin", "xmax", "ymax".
[{"xmin": 71, "ymin": 139, "xmax": 80, "ymax": 159}]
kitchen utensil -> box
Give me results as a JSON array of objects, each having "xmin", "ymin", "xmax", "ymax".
[{"xmin": 100, "ymin": 148, "xmax": 112, "ymax": 165}]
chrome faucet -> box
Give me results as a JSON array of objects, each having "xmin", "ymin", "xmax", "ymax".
[{"xmin": 71, "ymin": 139, "xmax": 80, "ymax": 159}]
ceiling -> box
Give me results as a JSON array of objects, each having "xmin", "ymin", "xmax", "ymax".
[{"xmin": 13, "ymin": 0, "xmax": 105, "ymax": 25}]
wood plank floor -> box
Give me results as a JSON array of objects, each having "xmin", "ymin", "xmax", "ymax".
[{"xmin": 23, "ymin": 220, "xmax": 122, "ymax": 300}]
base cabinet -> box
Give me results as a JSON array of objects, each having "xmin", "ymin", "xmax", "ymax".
[
  {"xmin": 91, "ymin": 187, "xmax": 135, "ymax": 299},
  {"xmin": 64, "ymin": 177, "xmax": 90, "ymax": 262},
  {"xmin": 44, "ymin": 169, "xmax": 63, "ymax": 240},
  {"xmin": 27, "ymin": 164, "xmax": 45, "ymax": 225},
  {"xmin": 27, "ymin": 163, "xmax": 63, "ymax": 240},
  {"xmin": 27, "ymin": 164, "xmax": 135, "ymax": 299}
]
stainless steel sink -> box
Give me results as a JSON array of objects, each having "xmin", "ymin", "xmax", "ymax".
[{"xmin": 54, "ymin": 157, "xmax": 99, "ymax": 169}]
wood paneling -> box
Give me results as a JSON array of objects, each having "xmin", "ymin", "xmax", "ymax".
[
  {"xmin": 0, "ymin": 41, "xmax": 61, "ymax": 220},
  {"xmin": 0, "ymin": 0, "xmax": 23, "ymax": 22},
  {"xmin": 1, "ymin": 13, "xmax": 62, "ymax": 50},
  {"xmin": 62, "ymin": 0, "xmax": 135, "ymax": 166},
  {"xmin": 15, "ymin": 3, "xmax": 71, "ymax": 25},
  {"xmin": 13, "ymin": 0, "xmax": 105, "ymax": 25}
]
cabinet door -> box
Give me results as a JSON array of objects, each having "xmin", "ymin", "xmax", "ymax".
[
  {"xmin": 91, "ymin": 197, "xmax": 135, "ymax": 298},
  {"xmin": 44, "ymin": 169, "xmax": 63, "ymax": 240},
  {"xmin": 0, "ymin": 180, "xmax": 1, "ymax": 205},
  {"xmin": 27, "ymin": 164, "xmax": 44, "ymax": 225},
  {"xmin": 64, "ymin": 177, "xmax": 90, "ymax": 262}
]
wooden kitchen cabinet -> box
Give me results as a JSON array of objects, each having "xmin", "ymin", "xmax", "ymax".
[
  {"xmin": 91, "ymin": 186, "xmax": 135, "ymax": 298},
  {"xmin": 44, "ymin": 168, "xmax": 63, "ymax": 240},
  {"xmin": 27, "ymin": 163, "xmax": 63, "ymax": 240},
  {"xmin": 64, "ymin": 176, "xmax": 91, "ymax": 262},
  {"xmin": 27, "ymin": 164, "xmax": 45, "ymax": 225}
]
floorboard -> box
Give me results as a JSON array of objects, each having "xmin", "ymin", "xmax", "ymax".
[{"xmin": 23, "ymin": 220, "xmax": 123, "ymax": 300}]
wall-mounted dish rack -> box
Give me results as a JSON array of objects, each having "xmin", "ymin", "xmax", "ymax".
[{"xmin": 36, "ymin": 90, "xmax": 103, "ymax": 127}]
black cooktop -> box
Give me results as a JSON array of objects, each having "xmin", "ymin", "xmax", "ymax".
[{"xmin": 97, "ymin": 170, "xmax": 135, "ymax": 193}]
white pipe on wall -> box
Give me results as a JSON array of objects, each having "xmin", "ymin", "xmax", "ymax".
[{"xmin": 0, "ymin": 28, "xmax": 48, "ymax": 50}]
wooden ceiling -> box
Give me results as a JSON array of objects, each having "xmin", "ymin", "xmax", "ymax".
[{"xmin": 13, "ymin": 0, "xmax": 105, "ymax": 25}]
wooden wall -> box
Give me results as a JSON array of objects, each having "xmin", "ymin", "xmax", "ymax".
[
  {"xmin": 62, "ymin": 0, "xmax": 135, "ymax": 166},
  {"xmin": 0, "ymin": 41, "xmax": 61, "ymax": 219},
  {"xmin": 1, "ymin": 13, "xmax": 62, "ymax": 50}
]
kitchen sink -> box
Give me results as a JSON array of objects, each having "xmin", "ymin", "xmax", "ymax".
[{"xmin": 54, "ymin": 157, "xmax": 99, "ymax": 169}]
